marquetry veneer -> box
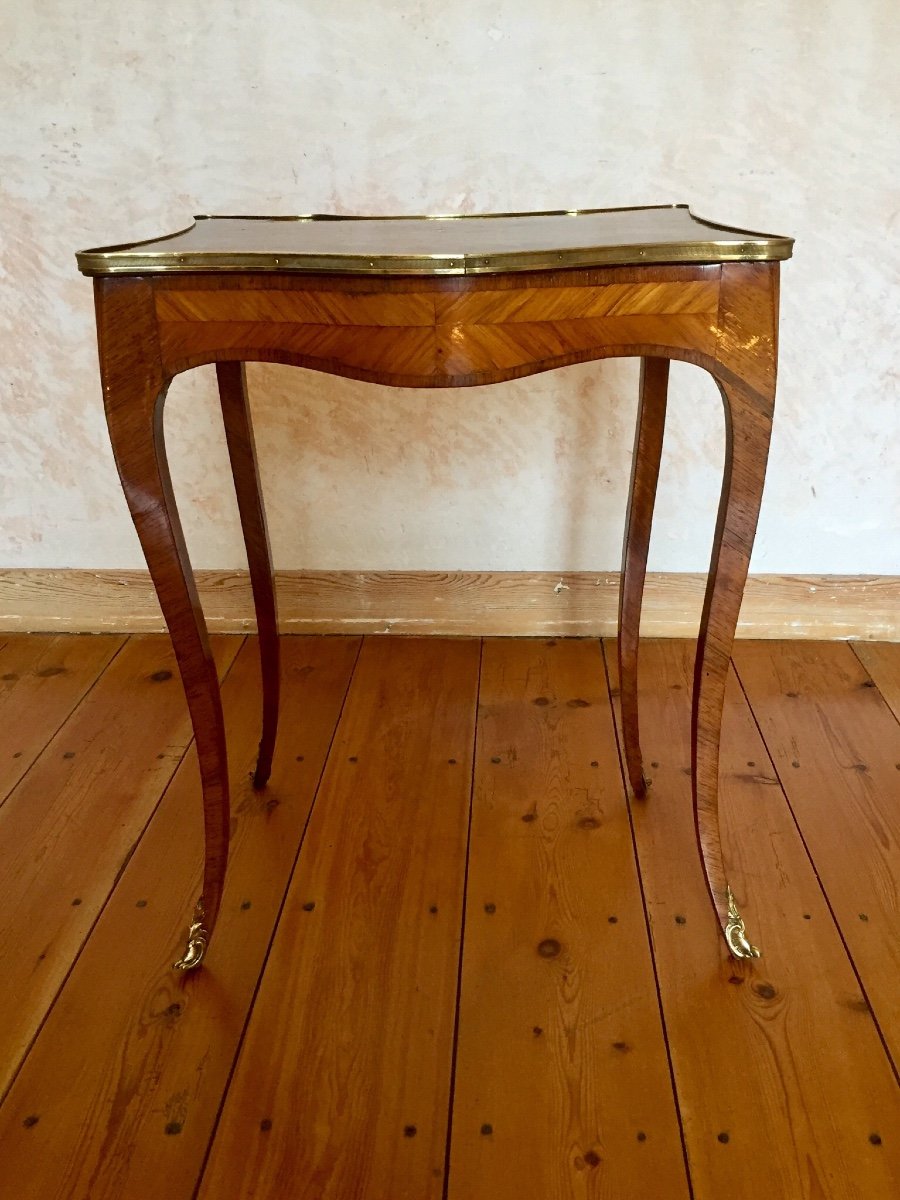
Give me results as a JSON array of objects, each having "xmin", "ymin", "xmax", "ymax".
[{"xmin": 78, "ymin": 205, "xmax": 793, "ymax": 971}]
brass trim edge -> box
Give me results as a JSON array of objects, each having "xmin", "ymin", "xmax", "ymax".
[{"xmin": 76, "ymin": 204, "xmax": 793, "ymax": 277}]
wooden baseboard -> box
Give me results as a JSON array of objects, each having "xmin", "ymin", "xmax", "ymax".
[{"xmin": 0, "ymin": 569, "xmax": 897, "ymax": 639}]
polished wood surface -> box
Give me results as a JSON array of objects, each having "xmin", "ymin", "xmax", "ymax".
[
  {"xmin": 77, "ymin": 205, "xmax": 793, "ymax": 276},
  {"xmin": 86, "ymin": 217, "xmax": 786, "ymax": 966},
  {"xmin": 152, "ymin": 265, "xmax": 721, "ymax": 385},
  {"xmin": 618, "ymin": 357, "xmax": 669, "ymax": 798},
  {"xmin": 0, "ymin": 635, "xmax": 898, "ymax": 1200},
  {"xmin": 216, "ymin": 361, "xmax": 279, "ymax": 788},
  {"xmin": 97, "ymin": 280, "xmax": 232, "ymax": 952}
]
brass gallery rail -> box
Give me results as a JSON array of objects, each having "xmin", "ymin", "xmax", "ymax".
[{"xmin": 77, "ymin": 205, "xmax": 794, "ymax": 968}]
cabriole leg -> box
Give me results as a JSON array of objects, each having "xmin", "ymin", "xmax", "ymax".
[
  {"xmin": 96, "ymin": 279, "xmax": 229, "ymax": 971},
  {"xmin": 618, "ymin": 356, "xmax": 669, "ymax": 798},
  {"xmin": 693, "ymin": 373, "xmax": 774, "ymax": 960},
  {"xmin": 217, "ymin": 362, "xmax": 280, "ymax": 789}
]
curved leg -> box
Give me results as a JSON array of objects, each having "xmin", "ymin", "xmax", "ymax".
[
  {"xmin": 217, "ymin": 363, "xmax": 280, "ymax": 789},
  {"xmin": 692, "ymin": 374, "xmax": 773, "ymax": 959},
  {"xmin": 618, "ymin": 357, "xmax": 669, "ymax": 797},
  {"xmin": 96, "ymin": 279, "xmax": 228, "ymax": 970}
]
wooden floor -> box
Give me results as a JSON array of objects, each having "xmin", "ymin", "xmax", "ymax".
[{"xmin": 0, "ymin": 634, "xmax": 898, "ymax": 1200}]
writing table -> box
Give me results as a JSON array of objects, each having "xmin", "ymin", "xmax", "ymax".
[{"xmin": 77, "ymin": 205, "xmax": 793, "ymax": 969}]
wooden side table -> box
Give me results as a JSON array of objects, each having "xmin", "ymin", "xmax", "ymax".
[{"xmin": 77, "ymin": 205, "xmax": 793, "ymax": 970}]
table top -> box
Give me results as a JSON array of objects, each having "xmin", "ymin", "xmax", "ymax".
[{"xmin": 76, "ymin": 204, "xmax": 793, "ymax": 277}]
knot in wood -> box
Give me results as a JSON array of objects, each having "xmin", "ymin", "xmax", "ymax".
[{"xmin": 537, "ymin": 938, "xmax": 562, "ymax": 959}]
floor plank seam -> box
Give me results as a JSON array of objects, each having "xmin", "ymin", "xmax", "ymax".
[
  {"xmin": 0, "ymin": 636, "xmax": 248, "ymax": 1110},
  {"xmin": 0, "ymin": 634, "xmax": 128, "ymax": 814},
  {"xmin": 731, "ymin": 654, "xmax": 900, "ymax": 1089},
  {"xmin": 849, "ymin": 643, "xmax": 900, "ymax": 732},
  {"xmin": 5, "ymin": 637, "xmax": 900, "ymax": 1198},
  {"xmin": 189, "ymin": 634, "xmax": 366, "ymax": 1200},
  {"xmin": 600, "ymin": 638, "xmax": 697, "ymax": 1200},
  {"xmin": 440, "ymin": 637, "xmax": 484, "ymax": 1200}
]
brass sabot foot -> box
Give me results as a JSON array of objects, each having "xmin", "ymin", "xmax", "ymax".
[
  {"xmin": 173, "ymin": 902, "xmax": 209, "ymax": 971},
  {"xmin": 725, "ymin": 885, "xmax": 761, "ymax": 960}
]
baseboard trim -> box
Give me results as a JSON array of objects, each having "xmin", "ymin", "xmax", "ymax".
[{"xmin": 1, "ymin": 569, "xmax": 897, "ymax": 639}]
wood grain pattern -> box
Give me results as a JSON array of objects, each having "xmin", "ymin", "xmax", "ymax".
[
  {"xmin": 434, "ymin": 279, "xmax": 719, "ymax": 323},
  {"xmin": 605, "ymin": 638, "xmax": 900, "ymax": 1198},
  {"xmin": 153, "ymin": 265, "xmax": 723, "ymax": 385},
  {"xmin": 714, "ymin": 262, "xmax": 779, "ymax": 398},
  {"xmin": 1, "ymin": 634, "xmax": 899, "ymax": 1199},
  {"xmin": 0, "ymin": 636, "xmax": 359, "ymax": 1200},
  {"xmin": 217, "ymin": 361, "xmax": 280, "ymax": 788},
  {"xmin": 0, "ymin": 634, "xmax": 239, "ymax": 1101},
  {"xmin": 157, "ymin": 280, "xmax": 717, "ymax": 326},
  {"xmin": 618, "ymin": 358, "xmax": 669, "ymax": 799},
  {"xmin": 0, "ymin": 634, "xmax": 123, "ymax": 805},
  {"xmin": 449, "ymin": 638, "xmax": 689, "ymax": 1200},
  {"xmin": 732, "ymin": 640, "xmax": 900, "ymax": 1069},
  {"xmin": 691, "ymin": 266, "xmax": 778, "ymax": 948},
  {"xmin": 853, "ymin": 641, "xmax": 900, "ymax": 724},
  {"xmin": 97, "ymin": 277, "xmax": 233, "ymax": 947},
  {"xmin": 92, "ymin": 253, "xmax": 782, "ymax": 964},
  {"xmin": 197, "ymin": 637, "xmax": 480, "ymax": 1200},
  {"xmin": 157, "ymin": 288, "xmax": 439, "ymax": 326},
  {"xmin": 5, "ymin": 570, "xmax": 896, "ymax": 638}
]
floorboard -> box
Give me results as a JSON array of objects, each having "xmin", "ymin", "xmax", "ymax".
[
  {"xmin": 197, "ymin": 637, "xmax": 481, "ymax": 1200},
  {"xmin": 853, "ymin": 641, "xmax": 900, "ymax": 725},
  {"xmin": 0, "ymin": 634, "xmax": 239, "ymax": 1103},
  {"xmin": 0, "ymin": 635, "xmax": 897, "ymax": 1200},
  {"xmin": 0, "ymin": 636, "xmax": 359, "ymax": 1200},
  {"xmin": 606, "ymin": 638, "xmax": 900, "ymax": 1199},
  {"xmin": 733, "ymin": 640, "xmax": 900, "ymax": 1073},
  {"xmin": 449, "ymin": 637, "xmax": 689, "ymax": 1199},
  {"xmin": 0, "ymin": 634, "xmax": 124, "ymax": 806}
]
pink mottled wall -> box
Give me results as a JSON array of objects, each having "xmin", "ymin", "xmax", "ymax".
[{"xmin": 2, "ymin": 2, "xmax": 898, "ymax": 572}]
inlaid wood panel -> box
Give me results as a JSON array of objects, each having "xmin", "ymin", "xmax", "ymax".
[
  {"xmin": 438, "ymin": 315, "xmax": 716, "ymax": 377},
  {"xmin": 434, "ymin": 279, "xmax": 719, "ymax": 323},
  {"xmin": 156, "ymin": 279, "xmax": 718, "ymax": 327},
  {"xmin": 158, "ymin": 321, "xmax": 439, "ymax": 378},
  {"xmin": 155, "ymin": 271, "xmax": 722, "ymax": 385},
  {"xmin": 715, "ymin": 263, "xmax": 778, "ymax": 397},
  {"xmin": 157, "ymin": 289, "xmax": 438, "ymax": 327}
]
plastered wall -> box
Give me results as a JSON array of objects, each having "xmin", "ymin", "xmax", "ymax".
[{"xmin": 2, "ymin": 2, "xmax": 898, "ymax": 573}]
